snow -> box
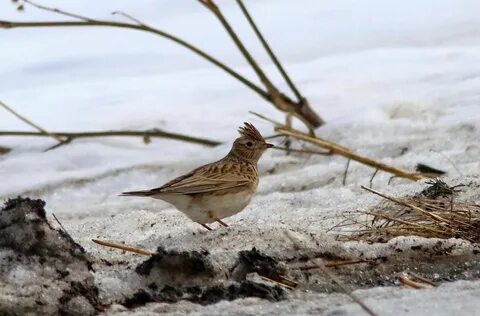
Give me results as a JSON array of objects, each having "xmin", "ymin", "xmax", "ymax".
[{"xmin": 1, "ymin": 0, "xmax": 480, "ymax": 315}]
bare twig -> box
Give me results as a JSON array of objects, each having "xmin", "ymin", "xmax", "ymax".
[
  {"xmin": 299, "ymin": 259, "xmax": 370, "ymax": 271},
  {"xmin": 0, "ymin": 129, "xmax": 221, "ymax": 148},
  {"xmin": 272, "ymin": 146, "xmax": 331, "ymax": 156},
  {"xmin": 1, "ymin": 0, "xmax": 324, "ymax": 128},
  {"xmin": 236, "ymin": 0, "xmax": 302, "ymax": 102},
  {"xmin": 92, "ymin": 239, "xmax": 152, "ymax": 256},
  {"xmin": 0, "ymin": 11, "xmax": 267, "ymax": 102},
  {"xmin": 111, "ymin": 11, "xmax": 147, "ymax": 27},
  {"xmin": 199, "ymin": 0, "xmax": 323, "ymax": 128},
  {"xmin": 398, "ymin": 276, "xmax": 426, "ymax": 289},
  {"xmin": 0, "ymin": 101, "xmax": 64, "ymax": 142},
  {"xmin": 342, "ymin": 159, "xmax": 351, "ymax": 185},
  {"xmin": 23, "ymin": 0, "xmax": 93, "ymax": 21},
  {"xmin": 52, "ymin": 213, "xmax": 69, "ymax": 234},
  {"xmin": 52, "ymin": 213, "xmax": 86, "ymax": 252},
  {"xmin": 409, "ymin": 272, "xmax": 437, "ymax": 287},
  {"xmin": 369, "ymin": 169, "xmax": 379, "ymax": 188},
  {"xmin": 276, "ymin": 126, "xmax": 423, "ymax": 181},
  {"xmin": 311, "ymin": 260, "xmax": 378, "ymax": 316},
  {"xmin": 249, "ymin": 111, "xmax": 283, "ymax": 126},
  {"xmin": 259, "ymin": 275, "xmax": 297, "ymax": 290}
]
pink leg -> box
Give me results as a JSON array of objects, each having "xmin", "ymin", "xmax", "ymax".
[{"xmin": 201, "ymin": 223, "xmax": 212, "ymax": 231}]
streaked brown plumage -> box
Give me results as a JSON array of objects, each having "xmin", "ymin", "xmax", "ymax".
[{"xmin": 121, "ymin": 122, "xmax": 273, "ymax": 230}]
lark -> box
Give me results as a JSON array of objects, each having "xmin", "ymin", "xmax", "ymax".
[{"xmin": 121, "ymin": 122, "xmax": 273, "ymax": 230}]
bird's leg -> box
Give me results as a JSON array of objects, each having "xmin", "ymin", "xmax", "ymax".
[
  {"xmin": 214, "ymin": 217, "xmax": 229, "ymax": 227},
  {"xmin": 200, "ymin": 223, "xmax": 212, "ymax": 231},
  {"xmin": 208, "ymin": 211, "xmax": 229, "ymax": 228}
]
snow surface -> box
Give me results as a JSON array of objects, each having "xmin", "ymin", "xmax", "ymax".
[{"xmin": 1, "ymin": 0, "xmax": 480, "ymax": 315}]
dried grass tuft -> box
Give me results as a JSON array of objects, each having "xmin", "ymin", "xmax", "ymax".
[{"xmin": 335, "ymin": 180, "xmax": 480, "ymax": 243}]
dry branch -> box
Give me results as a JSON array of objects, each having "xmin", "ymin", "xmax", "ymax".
[
  {"xmin": 92, "ymin": 239, "xmax": 152, "ymax": 256},
  {"xmin": 0, "ymin": 129, "xmax": 221, "ymax": 149},
  {"xmin": 308, "ymin": 260, "xmax": 379, "ymax": 316},
  {"xmin": 0, "ymin": 101, "xmax": 64, "ymax": 143},
  {"xmin": 1, "ymin": 0, "xmax": 324, "ymax": 128},
  {"xmin": 277, "ymin": 127, "xmax": 423, "ymax": 181},
  {"xmin": 236, "ymin": 0, "xmax": 302, "ymax": 102},
  {"xmin": 398, "ymin": 276, "xmax": 426, "ymax": 289},
  {"xmin": 251, "ymin": 111, "xmax": 424, "ymax": 182},
  {"xmin": 199, "ymin": 0, "xmax": 323, "ymax": 128},
  {"xmin": 298, "ymin": 259, "xmax": 371, "ymax": 271}
]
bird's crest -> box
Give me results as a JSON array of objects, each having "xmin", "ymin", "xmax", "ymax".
[{"xmin": 238, "ymin": 122, "xmax": 264, "ymax": 141}]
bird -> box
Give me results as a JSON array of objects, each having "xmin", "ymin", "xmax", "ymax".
[{"xmin": 121, "ymin": 122, "xmax": 273, "ymax": 231}]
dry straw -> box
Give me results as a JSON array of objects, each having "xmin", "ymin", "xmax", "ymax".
[{"xmin": 335, "ymin": 180, "xmax": 480, "ymax": 243}]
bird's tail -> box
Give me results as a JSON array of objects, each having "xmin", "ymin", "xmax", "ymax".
[{"xmin": 119, "ymin": 190, "xmax": 154, "ymax": 197}]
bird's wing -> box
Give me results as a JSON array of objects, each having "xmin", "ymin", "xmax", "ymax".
[{"xmin": 135, "ymin": 162, "xmax": 253, "ymax": 196}]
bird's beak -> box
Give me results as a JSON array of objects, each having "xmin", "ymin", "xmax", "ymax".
[{"xmin": 266, "ymin": 143, "xmax": 274, "ymax": 148}]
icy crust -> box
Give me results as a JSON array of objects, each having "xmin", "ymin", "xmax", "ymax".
[{"xmin": 0, "ymin": 197, "xmax": 98, "ymax": 316}]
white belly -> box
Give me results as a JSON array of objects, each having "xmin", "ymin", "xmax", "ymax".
[{"xmin": 153, "ymin": 190, "xmax": 254, "ymax": 224}]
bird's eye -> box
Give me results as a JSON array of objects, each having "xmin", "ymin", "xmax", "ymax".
[{"xmin": 246, "ymin": 141, "xmax": 253, "ymax": 147}]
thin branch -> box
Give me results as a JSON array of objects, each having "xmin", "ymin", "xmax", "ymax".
[
  {"xmin": 2, "ymin": 0, "xmax": 324, "ymax": 128},
  {"xmin": 249, "ymin": 111, "xmax": 283, "ymax": 126},
  {"xmin": 259, "ymin": 275, "xmax": 297, "ymax": 290},
  {"xmin": 0, "ymin": 20, "xmax": 268, "ymax": 101},
  {"xmin": 236, "ymin": 0, "xmax": 302, "ymax": 102},
  {"xmin": 23, "ymin": 0, "xmax": 93, "ymax": 21},
  {"xmin": 0, "ymin": 100, "xmax": 64, "ymax": 142},
  {"xmin": 369, "ymin": 168, "xmax": 379, "ymax": 188},
  {"xmin": 92, "ymin": 239, "xmax": 152, "ymax": 256},
  {"xmin": 342, "ymin": 159, "xmax": 351, "ymax": 186},
  {"xmin": 311, "ymin": 260, "xmax": 378, "ymax": 316},
  {"xmin": 409, "ymin": 273, "xmax": 437, "ymax": 287},
  {"xmin": 398, "ymin": 276, "xmax": 426, "ymax": 289},
  {"xmin": 272, "ymin": 146, "xmax": 331, "ymax": 156},
  {"xmin": 198, "ymin": 0, "xmax": 275, "ymax": 93},
  {"xmin": 111, "ymin": 11, "xmax": 147, "ymax": 27},
  {"xmin": 198, "ymin": 0, "xmax": 323, "ymax": 129},
  {"xmin": 277, "ymin": 126, "xmax": 423, "ymax": 181},
  {"xmin": 0, "ymin": 129, "xmax": 222, "ymax": 147},
  {"xmin": 298, "ymin": 259, "xmax": 370, "ymax": 270}
]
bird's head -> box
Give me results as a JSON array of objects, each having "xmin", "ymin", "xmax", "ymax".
[{"xmin": 230, "ymin": 122, "xmax": 273, "ymax": 162}]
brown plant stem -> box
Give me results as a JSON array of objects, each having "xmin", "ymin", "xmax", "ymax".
[
  {"xmin": 0, "ymin": 101, "xmax": 64, "ymax": 142},
  {"xmin": 236, "ymin": 0, "xmax": 302, "ymax": 102},
  {"xmin": 276, "ymin": 127, "xmax": 424, "ymax": 181},
  {"xmin": 299, "ymin": 259, "xmax": 370, "ymax": 271},
  {"xmin": 0, "ymin": 129, "xmax": 222, "ymax": 148},
  {"xmin": 0, "ymin": 21, "xmax": 266, "ymax": 101},
  {"xmin": 398, "ymin": 276, "xmax": 426, "ymax": 289},
  {"xmin": 310, "ymin": 260, "xmax": 378, "ymax": 316},
  {"xmin": 92, "ymin": 239, "xmax": 152, "ymax": 256},
  {"xmin": 272, "ymin": 146, "xmax": 331, "ymax": 156},
  {"xmin": 199, "ymin": 0, "xmax": 323, "ymax": 128},
  {"xmin": 1, "ymin": 0, "xmax": 324, "ymax": 128}
]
